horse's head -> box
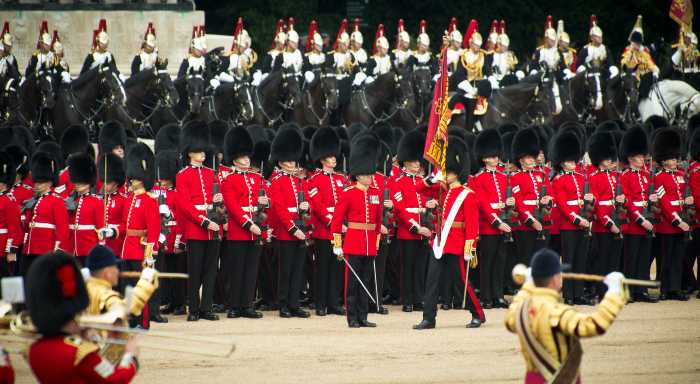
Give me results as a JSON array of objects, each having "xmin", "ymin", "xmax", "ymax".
[
  {"xmin": 318, "ymin": 70, "xmax": 339, "ymax": 110},
  {"xmin": 573, "ymin": 67, "xmax": 604, "ymax": 113},
  {"xmin": 281, "ymin": 68, "xmax": 302, "ymax": 109},
  {"xmin": 97, "ymin": 65, "xmax": 126, "ymax": 107},
  {"xmin": 186, "ymin": 68, "xmax": 205, "ymax": 114},
  {"xmin": 538, "ymin": 70, "xmax": 562, "ymax": 115},
  {"xmin": 411, "ymin": 65, "xmax": 432, "ymax": 103},
  {"xmin": 35, "ymin": 69, "xmax": 56, "ymax": 109},
  {"xmin": 394, "ymin": 67, "xmax": 415, "ymax": 107},
  {"xmin": 232, "ymin": 78, "xmax": 254, "ymax": 121},
  {"xmin": 621, "ymin": 72, "xmax": 640, "ymax": 109},
  {"xmin": 0, "ymin": 76, "xmax": 20, "ymax": 113},
  {"xmin": 151, "ymin": 65, "xmax": 179, "ymax": 107}
]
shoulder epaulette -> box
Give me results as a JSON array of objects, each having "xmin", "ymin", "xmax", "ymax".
[{"xmin": 64, "ymin": 336, "xmax": 99, "ymax": 366}]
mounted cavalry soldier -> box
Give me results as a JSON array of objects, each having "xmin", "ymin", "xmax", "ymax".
[
  {"xmin": 177, "ymin": 25, "xmax": 207, "ymax": 81},
  {"xmin": 331, "ymin": 19, "xmax": 357, "ymax": 80},
  {"xmin": 442, "ymin": 17, "xmax": 463, "ymax": 77},
  {"xmin": 0, "ymin": 22, "xmax": 21, "ymax": 85},
  {"xmin": 485, "ymin": 20, "xmax": 521, "ymax": 88},
  {"xmin": 556, "ymin": 20, "xmax": 577, "ymax": 76},
  {"xmin": 671, "ymin": 26, "xmax": 699, "ymax": 74},
  {"xmin": 81, "ymin": 19, "xmax": 119, "ymax": 75},
  {"xmin": 255, "ymin": 19, "xmax": 286, "ymax": 86},
  {"xmin": 485, "ymin": 20, "xmax": 499, "ymax": 54},
  {"xmin": 392, "ymin": 19, "xmax": 411, "ymax": 68},
  {"xmin": 131, "ymin": 22, "xmax": 164, "ymax": 75},
  {"xmin": 354, "ymin": 24, "xmax": 392, "ymax": 87},
  {"xmin": 349, "ymin": 18, "xmax": 367, "ymax": 70},
  {"xmin": 302, "ymin": 20, "xmax": 330, "ymax": 86},
  {"xmin": 451, "ymin": 19, "xmax": 492, "ymax": 128},
  {"xmin": 51, "ymin": 30, "xmax": 71, "ymax": 84},
  {"xmin": 25, "ymin": 20, "xmax": 54, "ymax": 77},
  {"xmin": 620, "ymin": 15, "xmax": 659, "ymax": 80},
  {"xmin": 530, "ymin": 16, "xmax": 565, "ymax": 79},
  {"xmin": 217, "ymin": 17, "xmax": 256, "ymax": 86},
  {"xmin": 577, "ymin": 15, "xmax": 618, "ymax": 79},
  {"xmin": 408, "ymin": 20, "xmax": 437, "ymax": 76},
  {"xmin": 283, "ymin": 18, "xmax": 303, "ymax": 78}
]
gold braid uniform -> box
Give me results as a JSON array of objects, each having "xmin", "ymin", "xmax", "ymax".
[
  {"xmin": 620, "ymin": 47, "xmax": 658, "ymax": 79},
  {"xmin": 85, "ymin": 276, "xmax": 156, "ymax": 317},
  {"xmin": 460, "ymin": 49, "xmax": 486, "ymax": 81},
  {"xmin": 504, "ymin": 283, "xmax": 626, "ymax": 382}
]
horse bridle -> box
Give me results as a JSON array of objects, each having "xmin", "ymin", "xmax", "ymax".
[
  {"xmin": 305, "ymin": 71, "xmax": 338, "ymax": 125},
  {"xmin": 186, "ymin": 73, "xmax": 204, "ymax": 112}
]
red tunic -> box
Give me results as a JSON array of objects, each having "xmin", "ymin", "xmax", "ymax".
[
  {"xmin": 471, "ymin": 169, "xmax": 507, "ymax": 235},
  {"xmin": 9, "ymin": 182, "xmax": 32, "ymax": 208},
  {"xmin": 392, "ymin": 172, "xmax": 428, "ymax": 240},
  {"xmin": 330, "ymin": 183, "xmax": 382, "ymax": 256},
  {"xmin": 29, "ymin": 336, "xmax": 137, "ymax": 383},
  {"xmin": 654, "ymin": 170, "xmax": 686, "ymax": 234},
  {"xmin": 151, "ymin": 186, "xmax": 181, "ymax": 252},
  {"xmin": 0, "ymin": 347, "xmax": 13, "ymax": 384},
  {"xmin": 690, "ymin": 165, "xmax": 700, "ymax": 229},
  {"xmin": 118, "ymin": 191, "xmax": 160, "ymax": 261},
  {"xmin": 590, "ymin": 170, "xmax": 620, "ymax": 233},
  {"xmin": 437, "ymin": 184, "xmax": 479, "ymax": 256},
  {"xmin": 221, "ymin": 169, "xmax": 268, "ymax": 241},
  {"xmin": 55, "ymin": 168, "xmax": 74, "ymax": 199},
  {"xmin": 0, "ymin": 193, "xmax": 22, "ymax": 257},
  {"xmin": 308, "ymin": 170, "xmax": 346, "ymax": 240},
  {"xmin": 24, "ymin": 192, "xmax": 70, "ymax": 255},
  {"xmin": 620, "ymin": 168, "xmax": 651, "ymax": 235},
  {"xmin": 175, "ymin": 165, "xmax": 218, "ymax": 241},
  {"xmin": 267, "ymin": 172, "xmax": 311, "ymax": 241},
  {"xmin": 103, "ymin": 192, "xmax": 127, "ymax": 255},
  {"xmin": 372, "ymin": 172, "xmax": 397, "ymax": 238},
  {"xmin": 66, "ymin": 194, "xmax": 105, "ymax": 257},
  {"xmin": 552, "ymin": 172, "xmax": 587, "ymax": 231},
  {"xmin": 511, "ymin": 169, "xmax": 551, "ymax": 231}
]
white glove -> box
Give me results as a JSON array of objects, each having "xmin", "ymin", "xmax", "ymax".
[
  {"xmin": 464, "ymin": 253, "xmax": 474, "ymax": 262},
  {"xmin": 252, "ymin": 71, "xmax": 262, "ymax": 85},
  {"xmin": 432, "ymin": 73, "xmax": 441, "ymax": 82},
  {"xmin": 158, "ymin": 233, "xmax": 167, "ymax": 244},
  {"xmin": 218, "ymin": 72, "xmax": 235, "ymax": 83},
  {"xmin": 118, "ymin": 73, "xmax": 128, "ymax": 83},
  {"xmin": 80, "ymin": 267, "xmax": 91, "ymax": 281},
  {"xmin": 304, "ymin": 71, "xmax": 315, "ymax": 84},
  {"xmin": 563, "ymin": 69, "xmax": 575, "ymax": 80},
  {"xmin": 652, "ymin": 68, "xmax": 659, "ymax": 79},
  {"xmin": 609, "ymin": 65, "xmax": 620, "ymax": 79},
  {"xmin": 604, "ymin": 272, "xmax": 625, "ymax": 296},
  {"xmin": 333, "ymin": 247, "xmax": 343, "ymax": 257},
  {"xmin": 159, "ymin": 204, "xmax": 171, "ymax": 217},
  {"xmin": 61, "ymin": 71, "xmax": 71, "ymax": 84},
  {"xmin": 529, "ymin": 69, "xmax": 538, "ymax": 76},
  {"xmin": 428, "ymin": 170, "xmax": 444, "ymax": 184},
  {"xmin": 140, "ymin": 267, "xmax": 157, "ymax": 283},
  {"xmin": 457, "ymin": 80, "xmax": 476, "ymax": 97},
  {"xmin": 364, "ymin": 75, "xmax": 375, "ymax": 84},
  {"xmin": 99, "ymin": 227, "xmax": 116, "ymax": 239},
  {"xmin": 516, "ymin": 70, "xmax": 525, "ymax": 80},
  {"xmin": 353, "ymin": 72, "xmax": 367, "ymax": 86},
  {"xmin": 488, "ymin": 75, "xmax": 499, "ymax": 89},
  {"xmin": 576, "ymin": 66, "xmax": 586, "ymax": 74},
  {"xmin": 209, "ymin": 78, "xmax": 221, "ymax": 89}
]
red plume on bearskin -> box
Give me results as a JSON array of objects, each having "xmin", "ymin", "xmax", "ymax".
[
  {"xmin": 98, "ymin": 18, "xmax": 107, "ymax": 32},
  {"xmin": 545, "ymin": 15, "xmax": 553, "ymax": 33},
  {"xmin": 333, "ymin": 18, "xmax": 347, "ymax": 50},
  {"xmin": 500, "ymin": 20, "xmax": 506, "ymax": 34},
  {"xmin": 352, "ymin": 18, "xmax": 361, "ymax": 32},
  {"xmin": 419, "ymin": 20, "xmax": 427, "ymax": 34},
  {"xmin": 396, "ymin": 18, "xmax": 405, "ymax": 48},
  {"xmin": 272, "ymin": 19, "xmax": 284, "ymax": 48},
  {"xmin": 463, "ymin": 19, "xmax": 478, "ymax": 48},
  {"xmin": 306, "ymin": 20, "xmax": 318, "ymax": 53},
  {"xmin": 448, "ymin": 17, "xmax": 457, "ymax": 33},
  {"xmin": 374, "ymin": 23, "xmax": 385, "ymax": 55},
  {"xmin": 590, "ymin": 14, "xmax": 598, "ymax": 28}
]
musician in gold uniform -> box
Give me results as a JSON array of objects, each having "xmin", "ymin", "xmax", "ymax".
[
  {"xmin": 505, "ymin": 248, "xmax": 627, "ymax": 384},
  {"xmin": 620, "ymin": 16, "xmax": 659, "ymax": 80}
]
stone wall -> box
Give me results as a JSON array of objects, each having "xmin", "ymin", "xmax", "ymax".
[{"xmin": 0, "ymin": 10, "xmax": 204, "ymax": 76}]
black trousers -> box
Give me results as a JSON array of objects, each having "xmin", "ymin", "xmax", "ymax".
[
  {"xmin": 658, "ymin": 233, "xmax": 685, "ymax": 294},
  {"xmin": 187, "ymin": 240, "xmax": 220, "ymax": 314},
  {"xmin": 277, "ymin": 240, "xmax": 306, "ymax": 310},
  {"xmin": 163, "ymin": 251, "xmax": 187, "ymax": 309},
  {"xmin": 682, "ymin": 229, "xmax": 700, "ymax": 291},
  {"xmin": 560, "ymin": 230, "xmax": 590, "ymax": 301},
  {"xmin": 591, "ymin": 232, "xmax": 623, "ymax": 296},
  {"xmin": 345, "ymin": 255, "xmax": 371, "ymax": 323},
  {"xmin": 624, "ymin": 234, "xmax": 652, "ymax": 297},
  {"xmin": 369, "ymin": 240, "xmax": 388, "ymax": 308},
  {"xmin": 314, "ymin": 239, "xmax": 341, "ymax": 310},
  {"xmin": 423, "ymin": 253, "xmax": 482, "ymax": 322},
  {"xmin": 0, "ymin": 258, "xmax": 17, "ymax": 278},
  {"xmin": 513, "ymin": 231, "xmax": 544, "ymax": 266},
  {"xmin": 385, "ymin": 238, "xmax": 401, "ymax": 301},
  {"xmin": 213, "ymin": 241, "xmax": 227, "ymax": 306},
  {"xmin": 258, "ymin": 242, "xmax": 277, "ymax": 306},
  {"xmin": 224, "ymin": 240, "xmax": 262, "ymax": 310},
  {"xmin": 502, "ymin": 240, "xmax": 518, "ymax": 293},
  {"xmin": 478, "ymin": 235, "xmax": 506, "ymax": 303},
  {"xmin": 21, "ymin": 253, "xmax": 40, "ymax": 276},
  {"xmin": 399, "ymin": 240, "xmax": 427, "ymax": 306}
]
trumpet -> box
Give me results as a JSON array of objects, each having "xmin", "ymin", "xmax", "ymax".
[
  {"xmin": 119, "ymin": 271, "xmax": 189, "ymax": 279},
  {"xmin": 511, "ymin": 264, "xmax": 660, "ymax": 288}
]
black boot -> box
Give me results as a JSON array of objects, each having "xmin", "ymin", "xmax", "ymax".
[{"xmin": 413, "ymin": 319, "xmax": 436, "ymax": 330}]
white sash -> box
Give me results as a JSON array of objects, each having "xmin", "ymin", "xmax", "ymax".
[{"xmin": 432, "ymin": 188, "xmax": 470, "ymax": 260}]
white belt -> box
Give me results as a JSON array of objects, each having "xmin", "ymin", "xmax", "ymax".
[
  {"xmin": 242, "ymin": 207, "xmax": 258, "ymax": 213},
  {"xmin": 598, "ymin": 200, "xmax": 614, "ymax": 206},
  {"xmin": 0, "ymin": 229, "xmax": 7, "ymax": 234},
  {"xmin": 166, "ymin": 221, "xmax": 177, "ymax": 227},
  {"xmin": 670, "ymin": 200, "xmax": 683, "ymax": 206},
  {"xmin": 490, "ymin": 203, "xmax": 505, "ymax": 209},
  {"xmin": 523, "ymin": 200, "xmax": 538, "ymax": 206},
  {"xmin": 107, "ymin": 224, "xmax": 119, "ymax": 229},
  {"xmin": 326, "ymin": 207, "xmax": 335, "ymax": 213},
  {"xmin": 566, "ymin": 199, "xmax": 583, "ymax": 206},
  {"xmin": 633, "ymin": 201, "xmax": 646, "ymax": 207},
  {"xmin": 194, "ymin": 204, "xmax": 212, "ymax": 211},
  {"xmin": 287, "ymin": 207, "xmax": 298, "ymax": 213},
  {"xmin": 30, "ymin": 222, "xmax": 56, "ymax": 229},
  {"xmin": 69, "ymin": 224, "xmax": 96, "ymax": 230},
  {"xmin": 406, "ymin": 208, "xmax": 425, "ymax": 214}
]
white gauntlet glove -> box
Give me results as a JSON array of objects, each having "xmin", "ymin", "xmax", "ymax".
[
  {"xmin": 140, "ymin": 267, "xmax": 157, "ymax": 283},
  {"xmin": 604, "ymin": 272, "xmax": 625, "ymax": 296},
  {"xmin": 159, "ymin": 204, "xmax": 171, "ymax": 217},
  {"xmin": 304, "ymin": 71, "xmax": 315, "ymax": 84},
  {"xmin": 209, "ymin": 78, "xmax": 221, "ymax": 89}
]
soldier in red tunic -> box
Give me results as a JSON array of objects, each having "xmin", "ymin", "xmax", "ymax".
[
  {"xmin": 551, "ymin": 131, "xmax": 594, "ymax": 305},
  {"xmin": 688, "ymin": 129, "xmax": 700, "ymax": 299},
  {"xmin": 0, "ymin": 151, "xmax": 22, "ymax": 277},
  {"xmin": 98, "ymin": 153, "xmax": 128, "ymax": 257},
  {"xmin": 65, "ymin": 153, "xmax": 105, "ymax": 267},
  {"xmin": 220, "ymin": 126, "xmax": 267, "ymax": 319},
  {"xmin": 308, "ymin": 128, "xmax": 346, "ymax": 316},
  {"xmin": 98, "ymin": 121, "xmax": 127, "ymax": 159},
  {"xmin": 471, "ymin": 129, "xmax": 513, "ymax": 309},
  {"xmin": 413, "ymin": 136, "xmax": 484, "ymax": 330},
  {"xmin": 5, "ymin": 145, "xmax": 33, "ymax": 209},
  {"xmin": 176, "ymin": 121, "xmax": 222, "ymax": 321},
  {"xmin": 56, "ymin": 125, "xmax": 91, "ymax": 199},
  {"xmin": 652, "ymin": 128, "xmax": 692, "ymax": 300},
  {"xmin": 268, "ymin": 126, "xmax": 312, "ymax": 319},
  {"xmin": 331, "ymin": 134, "xmax": 382, "ymax": 328},
  {"xmin": 21, "ymin": 151, "xmax": 70, "ymax": 275},
  {"xmin": 26, "ymin": 251, "xmax": 139, "ymax": 383},
  {"xmin": 619, "ymin": 126, "xmax": 658, "ymax": 302}
]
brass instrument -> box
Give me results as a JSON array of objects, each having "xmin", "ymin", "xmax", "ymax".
[
  {"xmin": 119, "ymin": 271, "xmax": 188, "ymax": 279},
  {"xmin": 511, "ymin": 263, "xmax": 660, "ymax": 288}
]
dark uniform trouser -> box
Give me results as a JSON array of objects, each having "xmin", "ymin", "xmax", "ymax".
[
  {"xmin": 314, "ymin": 239, "xmax": 340, "ymax": 310},
  {"xmin": 369, "ymin": 240, "xmax": 388, "ymax": 308},
  {"xmin": 400, "ymin": 239, "xmax": 427, "ymax": 306},
  {"xmin": 624, "ymin": 234, "xmax": 652, "ymax": 297},
  {"xmin": 423, "ymin": 253, "xmax": 484, "ymax": 322},
  {"xmin": 120, "ymin": 260, "xmax": 150, "ymax": 329},
  {"xmin": 0, "ymin": 259, "xmax": 17, "ymax": 278},
  {"xmin": 386, "ymin": 238, "xmax": 401, "ymax": 301},
  {"xmin": 21, "ymin": 254, "xmax": 40, "ymax": 276},
  {"xmin": 682, "ymin": 229, "xmax": 700, "ymax": 291},
  {"xmin": 513, "ymin": 231, "xmax": 543, "ymax": 266},
  {"xmin": 591, "ymin": 232, "xmax": 623, "ymax": 296},
  {"xmin": 224, "ymin": 240, "xmax": 262, "ymax": 310},
  {"xmin": 478, "ymin": 234, "xmax": 506, "ymax": 303},
  {"xmin": 277, "ymin": 240, "xmax": 306, "ymax": 310},
  {"xmin": 213, "ymin": 241, "xmax": 227, "ymax": 307},
  {"xmin": 164, "ymin": 251, "xmax": 188, "ymax": 309},
  {"xmin": 345, "ymin": 255, "xmax": 371, "ymax": 323},
  {"xmin": 560, "ymin": 230, "xmax": 590, "ymax": 301},
  {"xmin": 659, "ymin": 233, "xmax": 684, "ymax": 294},
  {"xmin": 258, "ymin": 242, "xmax": 277, "ymax": 306},
  {"xmin": 187, "ymin": 239, "xmax": 220, "ymax": 313}
]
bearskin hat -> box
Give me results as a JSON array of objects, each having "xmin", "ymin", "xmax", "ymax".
[
  {"xmin": 98, "ymin": 121, "xmax": 127, "ymax": 155},
  {"xmin": 474, "ymin": 129, "xmax": 503, "ymax": 161},
  {"xmin": 98, "ymin": 153, "xmax": 126, "ymax": 186},
  {"xmin": 690, "ymin": 129, "xmax": 700, "ymax": 161},
  {"xmin": 36, "ymin": 141, "xmax": 64, "ymax": 170},
  {"xmin": 653, "ymin": 128, "xmax": 682, "ymax": 161},
  {"xmin": 60, "ymin": 125, "xmax": 90, "ymax": 160},
  {"xmin": 374, "ymin": 123, "xmax": 395, "ymax": 155},
  {"xmin": 512, "ymin": 128, "xmax": 540, "ymax": 163},
  {"xmin": 180, "ymin": 120, "xmax": 210, "ymax": 159},
  {"xmin": 0, "ymin": 126, "xmax": 35, "ymax": 155},
  {"xmin": 587, "ymin": 131, "xmax": 618, "ymax": 167},
  {"xmin": 270, "ymin": 126, "xmax": 303, "ymax": 163},
  {"xmin": 126, "ymin": 143, "xmax": 155, "ymax": 190},
  {"xmin": 619, "ymin": 125, "xmax": 649, "ymax": 162},
  {"xmin": 155, "ymin": 123, "xmax": 180, "ymax": 153},
  {"xmin": 348, "ymin": 123, "xmax": 367, "ymax": 142},
  {"xmin": 551, "ymin": 131, "xmax": 582, "ymax": 168},
  {"xmin": 397, "ymin": 129, "xmax": 425, "ymax": 163},
  {"xmin": 67, "ymin": 152, "xmax": 96, "ymax": 185},
  {"xmin": 558, "ymin": 122, "xmax": 586, "ymax": 153},
  {"xmin": 0, "ymin": 151, "xmax": 16, "ymax": 187},
  {"xmin": 349, "ymin": 134, "xmax": 379, "ymax": 176},
  {"xmin": 223, "ymin": 126, "xmax": 254, "ymax": 165},
  {"xmin": 31, "ymin": 151, "xmax": 59, "ymax": 185},
  {"xmin": 310, "ymin": 128, "xmax": 340, "ymax": 162},
  {"xmin": 644, "ymin": 115, "xmax": 668, "ymax": 133},
  {"xmin": 26, "ymin": 251, "xmax": 89, "ymax": 336},
  {"xmin": 247, "ymin": 125, "xmax": 271, "ymax": 169},
  {"xmin": 156, "ymin": 150, "xmax": 180, "ymax": 183},
  {"xmin": 5, "ymin": 144, "xmax": 30, "ymax": 178},
  {"xmin": 446, "ymin": 136, "xmax": 470, "ymax": 183},
  {"xmin": 496, "ymin": 122, "xmax": 519, "ymax": 136},
  {"xmin": 501, "ymin": 131, "xmax": 515, "ymax": 164},
  {"xmin": 209, "ymin": 120, "xmax": 229, "ymax": 155}
]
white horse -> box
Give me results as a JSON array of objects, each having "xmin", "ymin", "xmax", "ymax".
[{"xmin": 638, "ymin": 79, "xmax": 700, "ymax": 124}]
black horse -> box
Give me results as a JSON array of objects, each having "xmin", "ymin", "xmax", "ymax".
[
  {"xmin": 556, "ymin": 66, "xmax": 606, "ymax": 127},
  {"xmin": 343, "ymin": 68, "xmax": 415, "ymax": 128},
  {"xmin": 16, "ymin": 69, "xmax": 57, "ymax": 132},
  {"xmin": 292, "ymin": 69, "xmax": 339, "ymax": 127},
  {"xmin": 174, "ymin": 67, "xmax": 206, "ymax": 122},
  {"xmin": 200, "ymin": 78, "xmax": 255, "ymax": 125},
  {"xmin": 251, "ymin": 68, "xmax": 302, "ymax": 127},
  {"xmin": 602, "ymin": 72, "xmax": 640, "ymax": 124},
  {"xmin": 478, "ymin": 74, "xmax": 556, "ymax": 130}
]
